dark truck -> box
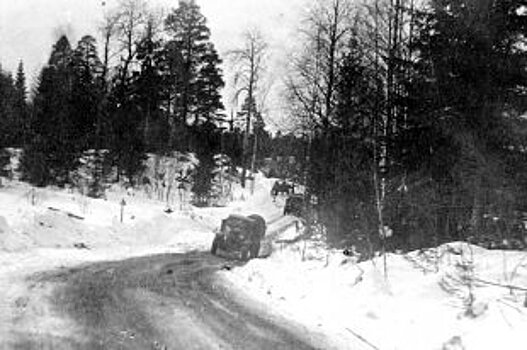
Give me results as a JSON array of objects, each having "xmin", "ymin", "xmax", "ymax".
[
  {"xmin": 211, "ymin": 214, "xmax": 266, "ymax": 260},
  {"xmin": 284, "ymin": 194, "xmax": 305, "ymax": 217}
]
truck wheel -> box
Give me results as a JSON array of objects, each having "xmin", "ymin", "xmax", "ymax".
[
  {"xmin": 240, "ymin": 247, "xmax": 250, "ymax": 261},
  {"xmin": 211, "ymin": 236, "xmax": 220, "ymax": 255},
  {"xmin": 250, "ymin": 241, "xmax": 260, "ymax": 258}
]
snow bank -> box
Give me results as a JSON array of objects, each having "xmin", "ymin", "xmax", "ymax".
[{"xmin": 222, "ymin": 229, "xmax": 527, "ymax": 350}]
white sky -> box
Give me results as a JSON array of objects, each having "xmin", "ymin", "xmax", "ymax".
[{"xmin": 0, "ymin": 0, "xmax": 308, "ymax": 129}]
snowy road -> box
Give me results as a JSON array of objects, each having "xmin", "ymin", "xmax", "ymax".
[{"xmin": 7, "ymin": 251, "xmax": 328, "ymax": 350}]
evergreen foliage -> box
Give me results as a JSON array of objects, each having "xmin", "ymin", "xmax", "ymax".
[
  {"xmin": 191, "ymin": 122, "xmax": 219, "ymax": 205},
  {"xmin": 164, "ymin": 0, "xmax": 224, "ymax": 126},
  {"xmin": 135, "ymin": 18, "xmax": 169, "ymax": 152},
  {"xmin": 14, "ymin": 61, "xmax": 29, "ymax": 146},
  {"xmin": 4, "ymin": 1, "xmax": 231, "ymax": 203},
  {"xmin": 0, "ymin": 68, "xmax": 17, "ymax": 147},
  {"xmin": 71, "ymin": 35, "xmax": 104, "ymax": 149},
  {"xmin": 23, "ymin": 36, "xmax": 77, "ymax": 186},
  {"xmin": 397, "ymin": 0, "xmax": 527, "ymax": 246}
]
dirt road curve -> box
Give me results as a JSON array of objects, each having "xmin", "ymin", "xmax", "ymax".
[{"xmin": 8, "ymin": 252, "xmax": 327, "ymax": 350}]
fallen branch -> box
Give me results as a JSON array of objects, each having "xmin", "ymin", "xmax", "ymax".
[
  {"xmin": 67, "ymin": 212, "xmax": 85, "ymax": 220},
  {"xmin": 345, "ymin": 327, "xmax": 380, "ymax": 350},
  {"xmin": 48, "ymin": 207, "xmax": 85, "ymax": 220},
  {"xmin": 473, "ymin": 277, "xmax": 527, "ymax": 292}
]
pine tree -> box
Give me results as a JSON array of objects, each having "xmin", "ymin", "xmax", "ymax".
[
  {"xmin": 165, "ymin": 0, "xmax": 222, "ymax": 125},
  {"xmin": 195, "ymin": 43, "xmax": 224, "ymax": 125}
]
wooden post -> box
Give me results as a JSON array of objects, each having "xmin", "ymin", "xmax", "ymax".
[
  {"xmin": 120, "ymin": 199, "xmax": 126, "ymax": 223},
  {"xmin": 178, "ymin": 184, "xmax": 185, "ymax": 211}
]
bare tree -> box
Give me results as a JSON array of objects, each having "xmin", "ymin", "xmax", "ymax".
[
  {"xmin": 286, "ymin": 0, "xmax": 355, "ymax": 134},
  {"xmin": 228, "ymin": 28, "xmax": 268, "ymax": 188},
  {"xmin": 97, "ymin": 0, "xmax": 157, "ymax": 145},
  {"xmin": 113, "ymin": 0, "xmax": 147, "ymax": 85},
  {"xmin": 358, "ymin": 0, "xmax": 420, "ymax": 277},
  {"xmin": 99, "ymin": 11, "xmax": 120, "ymax": 85}
]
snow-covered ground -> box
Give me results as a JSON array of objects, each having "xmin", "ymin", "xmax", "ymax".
[
  {"xmin": 1, "ymin": 173, "xmax": 527, "ymax": 349},
  {"xmin": 222, "ymin": 227, "xmax": 527, "ymax": 350},
  {"xmin": 0, "ymin": 173, "xmax": 280, "ymax": 340}
]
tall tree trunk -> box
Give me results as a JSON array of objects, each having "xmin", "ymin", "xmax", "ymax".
[{"xmin": 470, "ymin": 175, "xmax": 484, "ymax": 240}]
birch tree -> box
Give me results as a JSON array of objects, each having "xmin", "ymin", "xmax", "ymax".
[
  {"xmin": 287, "ymin": 0, "xmax": 355, "ymax": 133},
  {"xmin": 229, "ymin": 28, "xmax": 268, "ymax": 188}
]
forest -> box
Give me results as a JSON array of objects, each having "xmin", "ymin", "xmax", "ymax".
[{"xmin": 1, "ymin": 0, "xmax": 527, "ymax": 255}]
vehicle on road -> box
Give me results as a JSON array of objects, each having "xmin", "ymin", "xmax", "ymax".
[
  {"xmin": 284, "ymin": 194, "xmax": 305, "ymax": 217},
  {"xmin": 211, "ymin": 214, "xmax": 266, "ymax": 260},
  {"xmin": 271, "ymin": 180, "xmax": 293, "ymax": 201}
]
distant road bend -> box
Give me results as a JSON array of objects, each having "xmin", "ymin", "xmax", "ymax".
[{"xmin": 12, "ymin": 251, "xmax": 330, "ymax": 350}]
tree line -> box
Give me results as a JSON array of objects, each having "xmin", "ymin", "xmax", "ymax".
[
  {"xmin": 287, "ymin": 0, "xmax": 527, "ymax": 253},
  {"xmin": 0, "ymin": 0, "xmax": 271, "ymax": 200}
]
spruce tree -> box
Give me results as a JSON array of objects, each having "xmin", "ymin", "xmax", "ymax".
[
  {"xmin": 70, "ymin": 35, "xmax": 107, "ymax": 197},
  {"xmin": 14, "ymin": 61, "xmax": 26, "ymax": 106},
  {"xmin": 109, "ymin": 94, "xmax": 146, "ymax": 185},
  {"xmin": 14, "ymin": 61, "xmax": 28, "ymax": 146},
  {"xmin": 136, "ymin": 19, "xmax": 169, "ymax": 152},
  {"xmin": 192, "ymin": 121, "xmax": 219, "ymax": 206},
  {"xmin": 0, "ymin": 68, "xmax": 16, "ymax": 147},
  {"xmin": 23, "ymin": 35, "xmax": 77, "ymax": 186},
  {"xmin": 71, "ymin": 35, "xmax": 103, "ymax": 149}
]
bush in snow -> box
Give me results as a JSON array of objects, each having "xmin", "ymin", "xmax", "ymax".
[
  {"xmin": 0, "ymin": 149, "xmax": 10, "ymax": 186},
  {"xmin": 70, "ymin": 150, "xmax": 110, "ymax": 199},
  {"xmin": 141, "ymin": 152, "xmax": 198, "ymax": 208}
]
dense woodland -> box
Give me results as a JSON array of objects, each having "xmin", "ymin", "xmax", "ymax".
[
  {"xmin": 1, "ymin": 0, "xmax": 527, "ymax": 253},
  {"xmin": 287, "ymin": 0, "xmax": 527, "ymax": 254}
]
